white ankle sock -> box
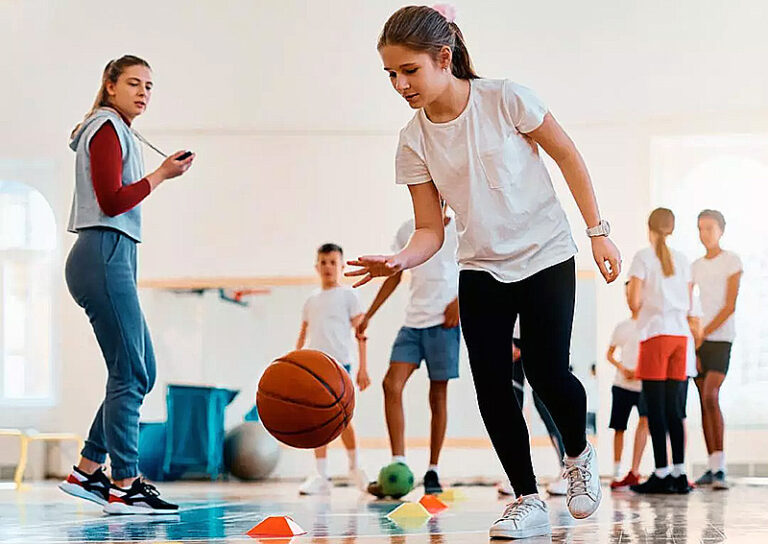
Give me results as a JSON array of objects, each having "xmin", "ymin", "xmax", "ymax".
[
  {"xmin": 316, "ymin": 457, "xmax": 328, "ymax": 478},
  {"xmin": 613, "ymin": 462, "xmax": 622, "ymax": 479},
  {"xmin": 347, "ymin": 449, "xmax": 359, "ymax": 471},
  {"xmin": 654, "ymin": 466, "xmax": 671, "ymax": 478},
  {"xmin": 392, "ymin": 455, "xmax": 407, "ymax": 465},
  {"xmin": 671, "ymin": 464, "xmax": 685, "ymax": 478},
  {"xmin": 710, "ymin": 451, "xmax": 724, "ymax": 472},
  {"xmin": 428, "ymin": 464, "xmax": 439, "ymax": 474}
]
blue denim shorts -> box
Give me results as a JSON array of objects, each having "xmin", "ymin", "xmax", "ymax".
[{"xmin": 390, "ymin": 325, "xmax": 460, "ymax": 381}]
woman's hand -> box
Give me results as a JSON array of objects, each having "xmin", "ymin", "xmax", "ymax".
[
  {"xmin": 345, "ymin": 254, "xmax": 406, "ymax": 288},
  {"xmin": 147, "ymin": 151, "xmax": 195, "ymax": 190},
  {"xmin": 591, "ymin": 236, "xmax": 621, "ymax": 283}
]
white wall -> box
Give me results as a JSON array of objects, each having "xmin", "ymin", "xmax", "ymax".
[{"xmin": 2, "ymin": 0, "xmax": 768, "ymax": 477}]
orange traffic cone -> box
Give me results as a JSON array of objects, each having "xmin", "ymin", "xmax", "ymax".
[
  {"xmin": 419, "ymin": 494, "xmax": 449, "ymax": 514},
  {"xmin": 246, "ymin": 515, "xmax": 306, "ymax": 538}
]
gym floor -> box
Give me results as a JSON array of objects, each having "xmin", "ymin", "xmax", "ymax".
[{"xmin": 2, "ymin": 479, "xmax": 766, "ymax": 543}]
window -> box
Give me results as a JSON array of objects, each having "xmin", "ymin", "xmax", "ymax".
[
  {"xmin": 0, "ymin": 180, "xmax": 57, "ymax": 403},
  {"xmin": 651, "ymin": 135, "xmax": 768, "ymax": 428}
]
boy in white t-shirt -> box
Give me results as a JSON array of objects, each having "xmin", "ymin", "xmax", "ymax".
[
  {"xmin": 606, "ymin": 282, "xmax": 648, "ymax": 490},
  {"xmin": 691, "ymin": 209, "xmax": 743, "ymax": 489},
  {"xmin": 295, "ymin": 243, "xmax": 370, "ymax": 495},
  {"xmin": 358, "ymin": 200, "xmax": 460, "ymax": 496}
]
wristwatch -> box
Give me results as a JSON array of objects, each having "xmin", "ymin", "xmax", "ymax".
[{"xmin": 586, "ymin": 219, "xmax": 610, "ymax": 238}]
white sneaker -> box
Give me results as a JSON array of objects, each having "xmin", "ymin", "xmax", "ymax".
[
  {"xmin": 489, "ymin": 496, "xmax": 551, "ymax": 539},
  {"xmin": 546, "ymin": 473, "xmax": 568, "ymax": 496},
  {"xmin": 298, "ymin": 474, "xmax": 331, "ymax": 496},
  {"xmin": 563, "ymin": 443, "xmax": 602, "ymax": 519},
  {"xmin": 348, "ymin": 467, "xmax": 369, "ymax": 491},
  {"xmin": 497, "ymin": 479, "xmax": 515, "ymax": 497}
]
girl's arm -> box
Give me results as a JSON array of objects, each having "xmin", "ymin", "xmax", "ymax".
[
  {"xmin": 702, "ymin": 272, "xmax": 742, "ymax": 337},
  {"xmin": 351, "ymin": 313, "xmax": 370, "ymax": 391},
  {"xmin": 528, "ymin": 113, "xmax": 621, "ymax": 283},
  {"xmin": 347, "ymin": 182, "xmax": 444, "ymax": 287},
  {"xmin": 628, "ymin": 277, "xmax": 643, "ymax": 314}
]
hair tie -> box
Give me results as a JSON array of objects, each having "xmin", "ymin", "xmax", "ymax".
[{"xmin": 432, "ymin": 3, "xmax": 456, "ymax": 23}]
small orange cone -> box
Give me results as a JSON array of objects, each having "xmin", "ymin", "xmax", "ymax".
[
  {"xmin": 419, "ymin": 494, "xmax": 449, "ymax": 514},
  {"xmin": 246, "ymin": 515, "xmax": 306, "ymax": 538}
]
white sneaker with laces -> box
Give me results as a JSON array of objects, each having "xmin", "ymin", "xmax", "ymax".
[
  {"xmin": 298, "ymin": 474, "xmax": 331, "ymax": 495},
  {"xmin": 348, "ymin": 467, "xmax": 369, "ymax": 491},
  {"xmin": 546, "ymin": 473, "xmax": 568, "ymax": 496},
  {"xmin": 489, "ymin": 496, "xmax": 551, "ymax": 539},
  {"xmin": 563, "ymin": 443, "xmax": 602, "ymax": 519}
]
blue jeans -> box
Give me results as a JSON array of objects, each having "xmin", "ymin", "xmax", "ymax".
[{"xmin": 65, "ymin": 228, "xmax": 156, "ymax": 480}]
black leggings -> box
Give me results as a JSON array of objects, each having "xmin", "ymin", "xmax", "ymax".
[
  {"xmin": 642, "ymin": 380, "xmax": 686, "ymax": 469},
  {"xmin": 459, "ymin": 258, "xmax": 587, "ymax": 497}
]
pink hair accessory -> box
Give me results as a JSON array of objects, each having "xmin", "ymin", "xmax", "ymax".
[{"xmin": 432, "ymin": 3, "xmax": 456, "ymax": 23}]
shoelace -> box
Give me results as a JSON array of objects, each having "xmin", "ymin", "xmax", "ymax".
[
  {"xmin": 564, "ymin": 464, "xmax": 591, "ymax": 497},
  {"xmin": 135, "ymin": 479, "xmax": 161, "ymax": 497},
  {"xmin": 497, "ymin": 499, "xmax": 539, "ymax": 523}
]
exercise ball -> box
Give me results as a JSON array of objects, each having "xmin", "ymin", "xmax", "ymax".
[{"xmin": 224, "ymin": 421, "xmax": 281, "ymax": 480}]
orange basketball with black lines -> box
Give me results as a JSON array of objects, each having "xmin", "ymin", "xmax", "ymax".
[{"xmin": 256, "ymin": 349, "xmax": 355, "ymax": 449}]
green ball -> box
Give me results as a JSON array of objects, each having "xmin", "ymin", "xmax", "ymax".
[{"xmin": 377, "ymin": 462, "xmax": 414, "ymax": 498}]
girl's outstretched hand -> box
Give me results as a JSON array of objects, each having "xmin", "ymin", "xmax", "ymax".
[{"xmin": 345, "ymin": 254, "xmax": 406, "ymax": 288}]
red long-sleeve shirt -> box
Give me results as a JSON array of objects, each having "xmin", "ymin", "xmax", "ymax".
[{"xmin": 89, "ymin": 119, "xmax": 150, "ymax": 217}]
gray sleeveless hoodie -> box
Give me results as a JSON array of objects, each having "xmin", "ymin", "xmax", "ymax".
[{"xmin": 67, "ymin": 108, "xmax": 145, "ymax": 242}]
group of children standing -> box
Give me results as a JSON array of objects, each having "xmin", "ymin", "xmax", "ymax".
[{"xmin": 607, "ymin": 208, "xmax": 741, "ymax": 494}]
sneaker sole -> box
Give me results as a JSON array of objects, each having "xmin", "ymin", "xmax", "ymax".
[
  {"xmin": 569, "ymin": 485, "xmax": 602, "ymax": 519},
  {"xmin": 712, "ymin": 482, "xmax": 730, "ymax": 490},
  {"xmin": 58, "ymin": 481, "xmax": 107, "ymax": 506},
  {"xmin": 103, "ymin": 502, "xmax": 178, "ymax": 515},
  {"xmin": 490, "ymin": 522, "xmax": 551, "ymax": 539}
]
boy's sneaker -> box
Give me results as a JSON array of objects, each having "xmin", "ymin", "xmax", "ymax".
[
  {"xmin": 298, "ymin": 474, "xmax": 331, "ymax": 496},
  {"xmin": 59, "ymin": 466, "xmax": 112, "ymax": 506},
  {"xmin": 630, "ymin": 474, "xmax": 673, "ymax": 494},
  {"xmin": 712, "ymin": 471, "xmax": 730, "ymax": 490},
  {"xmin": 423, "ymin": 470, "xmax": 443, "ymax": 495},
  {"xmin": 103, "ymin": 478, "xmax": 178, "ymax": 515},
  {"xmin": 546, "ymin": 474, "xmax": 568, "ymax": 496},
  {"xmin": 367, "ymin": 480, "xmax": 386, "ymax": 498},
  {"xmin": 348, "ymin": 467, "xmax": 369, "ymax": 491},
  {"xmin": 611, "ymin": 471, "xmax": 640, "ymax": 490},
  {"xmin": 489, "ymin": 496, "xmax": 551, "ymax": 539},
  {"xmin": 695, "ymin": 470, "xmax": 714, "ymax": 487},
  {"xmin": 563, "ymin": 443, "xmax": 602, "ymax": 519}
]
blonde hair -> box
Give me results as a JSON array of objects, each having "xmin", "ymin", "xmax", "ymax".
[
  {"xmin": 648, "ymin": 207, "xmax": 676, "ymax": 277},
  {"xmin": 70, "ymin": 55, "xmax": 151, "ymax": 139}
]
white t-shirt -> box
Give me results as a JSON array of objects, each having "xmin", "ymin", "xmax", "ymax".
[
  {"xmin": 395, "ymin": 78, "xmax": 577, "ymax": 283},
  {"xmin": 628, "ymin": 246, "xmax": 691, "ymax": 341},
  {"xmin": 392, "ymin": 218, "xmax": 459, "ymax": 328},
  {"xmin": 302, "ymin": 286, "xmax": 363, "ymax": 366},
  {"xmin": 609, "ymin": 318, "xmax": 642, "ymax": 392},
  {"xmin": 692, "ymin": 250, "xmax": 742, "ymax": 342}
]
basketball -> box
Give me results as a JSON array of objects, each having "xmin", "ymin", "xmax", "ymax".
[{"xmin": 256, "ymin": 349, "xmax": 355, "ymax": 449}]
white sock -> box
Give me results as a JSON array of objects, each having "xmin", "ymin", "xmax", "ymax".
[
  {"xmin": 710, "ymin": 451, "xmax": 724, "ymax": 473},
  {"xmin": 428, "ymin": 464, "xmax": 439, "ymax": 474},
  {"xmin": 613, "ymin": 462, "xmax": 622, "ymax": 479},
  {"xmin": 392, "ymin": 455, "xmax": 407, "ymax": 465},
  {"xmin": 347, "ymin": 449, "xmax": 359, "ymax": 471},
  {"xmin": 672, "ymin": 464, "xmax": 685, "ymax": 478},
  {"xmin": 654, "ymin": 466, "xmax": 671, "ymax": 478},
  {"xmin": 316, "ymin": 457, "xmax": 328, "ymax": 478}
]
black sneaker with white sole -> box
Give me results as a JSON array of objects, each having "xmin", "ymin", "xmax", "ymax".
[
  {"xmin": 103, "ymin": 478, "xmax": 178, "ymax": 515},
  {"xmin": 59, "ymin": 466, "xmax": 112, "ymax": 506}
]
